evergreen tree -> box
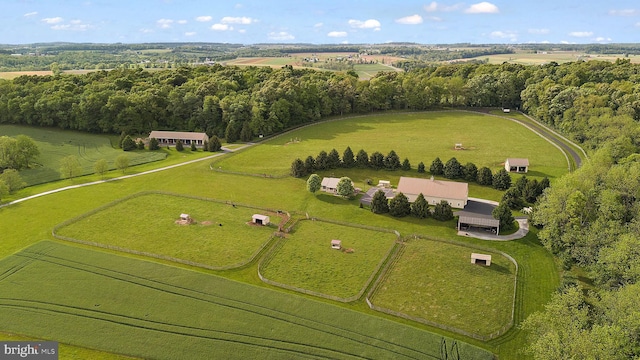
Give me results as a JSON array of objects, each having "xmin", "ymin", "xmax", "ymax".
[
  {"xmin": 209, "ymin": 136, "xmax": 222, "ymax": 152},
  {"xmin": 417, "ymin": 161, "xmax": 426, "ymax": 173},
  {"xmin": 411, "ymin": 193, "xmax": 430, "ymax": 218},
  {"xmin": 327, "ymin": 148, "xmax": 341, "ymax": 169},
  {"xmin": 524, "ymin": 179, "xmax": 541, "ymax": 203},
  {"xmin": 304, "ymin": 155, "xmax": 315, "ymax": 174},
  {"xmin": 342, "ymin": 146, "xmax": 355, "ymax": 168},
  {"xmin": 389, "ymin": 192, "xmax": 411, "ymax": 217},
  {"xmin": 384, "ymin": 150, "xmax": 401, "ymax": 170},
  {"xmin": 203, "ymin": 140, "xmax": 208, "ymax": 152},
  {"xmin": 464, "ymin": 162, "xmax": 478, "ymax": 182},
  {"xmin": 306, "ymin": 174, "xmax": 321, "ymax": 193},
  {"xmin": 290, "ymin": 158, "xmax": 306, "ymax": 178},
  {"xmin": 477, "ymin": 166, "xmax": 493, "ymax": 186},
  {"xmin": 493, "ymin": 202, "xmax": 515, "ymax": 230},
  {"xmin": 355, "ymin": 149, "xmax": 369, "ymax": 168},
  {"xmin": 444, "ymin": 157, "xmax": 464, "ymax": 179},
  {"xmin": 433, "ymin": 200, "xmax": 454, "ymax": 221},
  {"xmin": 493, "ymin": 168, "xmax": 512, "ymax": 190},
  {"xmin": 239, "ymin": 121, "xmax": 253, "ymax": 142},
  {"xmin": 149, "ymin": 137, "xmax": 160, "ymax": 150},
  {"xmin": 121, "ymin": 135, "xmax": 137, "ymax": 151},
  {"xmin": 370, "ymin": 189, "xmax": 390, "ymax": 214},
  {"xmin": 137, "ymin": 140, "xmax": 145, "ymax": 150},
  {"xmin": 190, "ymin": 142, "xmax": 197, "ymax": 151},
  {"xmin": 401, "ymin": 158, "xmax": 411, "ymax": 171},
  {"xmin": 175, "ymin": 139, "xmax": 184, "ymax": 151},
  {"xmin": 369, "ymin": 151, "xmax": 384, "ymax": 169},
  {"xmin": 515, "ymin": 175, "xmax": 529, "ymax": 195},
  {"xmin": 315, "ymin": 150, "xmax": 328, "ymax": 170},
  {"xmin": 502, "ymin": 187, "xmax": 524, "ymax": 210},
  {"xmin": 430, "ymin": 157, "xmax": 444, "ymax": 175}
]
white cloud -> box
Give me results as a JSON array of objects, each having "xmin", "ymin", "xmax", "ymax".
[
  {"xmin": 235, "ymin": 3, "xmax": 244, "ymax": 8},
  {"xmin": 195, "ymin": 16, "xmax": 212, "ymax": 22},
  {"xmin": 140, "ymin": 28, "xmax": 154, "ymax": 33},
  {"xmin": 528, "ymin": 28, "xmax": 550, "ymax": 34},
  {"xmin": 51, "ymin": 21, "xmax": 91, "ymax": 31},
  {"xmin": 24, "ymin": 12, "xmax": 38, "ymax": 17},
  {"xmin": 490, "ymin": 30, "xmax": 517, "ymax": 41},
  {"xmin": 560, "ymin": 40, "xmax": 570, "ymax": 44},
  {"xmin": 42, "ymin": 17, "xmax": 64, "ymax": 24},
  {"xmin": 177, "ymin": 19, "xmax": 187, "ymax": 24},
  {"xmin": 314, "ymin": 22, "xmax": 323, "ymax": 28},
  {"xmin": 594, "ymin": 36, "xmax": 612, "ymax": 42},
  {"xmin": 221, "ymin": 16, "xmax": 255, "ymax": 24},
  {"xmin": 268, "ymin": 31, "xmax": 294, "ymax": 40},
  {"xmin": 348, "ymin": 19, "xmax": 381, "ymax": 30},
  {"xmin": 569, "ymin": 31, "xmax": 593, "ymax": 37},
  {"xmin": 609, "ymin": 9, "xmax": 638, "ymax": 16},
  {"xmin": 465, "ymin": 2, "xmax": 499, "ymax": 14},
  {"xmin": 425, "ymin": 2, "xmax": 463, "ymax": 12},
  {"xmin": 396, "ymin": 15, "xmax": 423, "ymax": 25},
  {"xmin": 238, "ymin": 29, "xmax": 246, "ymax": 33},
  {"xmin": 211, "ymin": 23, "xmax": 232, "ymax": 31},
  {"xmin": 185, "ymin": 31, "xmax": 196, "ymax": 36},
  {"xmin": 327, "ymin": 31, "xmax": 347, "ymax": 37},
  {"xmin": 157, "ymin": 19, "xmax": 174, "ymax": 28},
  {"xmin": 427, "ymin": 16, "xmax": 443, "ymax": 22}
]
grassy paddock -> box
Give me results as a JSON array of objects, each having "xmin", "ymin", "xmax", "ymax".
[
  {"xmin": 371, "ymin": 238, "xmax": 516, "ymax": 337},
  {"xmin": 0, "ymin": 125, "xmax": 166, "ymax": 185},
  {"xmin": 0, "ymin": 241, "xmax": 493, "ymax": 360},
  {"xmin": 260, "ymin": 219, "xmax": 397, "ymax": 299},
  {"xmin": 215, "ymin": 111, "xmax": 567, "ymax": 182},
  {"xmin": 55, "ymin": 192, "xmax": 277, "ymax": 269}
]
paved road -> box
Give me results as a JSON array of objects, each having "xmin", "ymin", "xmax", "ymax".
[{"xmin": 0, "ymin": 144, "xmax": 251, "ymax": 209}]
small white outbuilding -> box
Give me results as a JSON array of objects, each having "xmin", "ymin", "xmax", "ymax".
[
  {"xmin": 252, "ymin": 214, "xmax": 270, "ymax": 226},
  {"xmin": 471, "ymin": 253, "xmax": 492, "ymax": 266}
]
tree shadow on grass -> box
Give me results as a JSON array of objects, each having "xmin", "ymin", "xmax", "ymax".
[{"xmin": 315, "ymin": 193, "xmax": 359, "ymax": 206}]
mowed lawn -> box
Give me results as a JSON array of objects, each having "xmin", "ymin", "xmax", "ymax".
[
  {"xmin": 214, "ymin": 111, "xmax": 567, "ymax": 181},
  {"xmin": 55, "ymin": 192, "xmax": 277, "ymax": 268},
  {"xmin": 371, "ymin": 238, "xmax": 516, "ymax": 337},
  {"xmin": 260, "ymin": 220, "xmax": 397, "ymax": 299},
  {"xmin": 0, "ymin": 125, "xmax": 166, "ymax": 185},
  {"xmin": 0, "ymin": 241, "xmax": 494, "ymax": 360}
]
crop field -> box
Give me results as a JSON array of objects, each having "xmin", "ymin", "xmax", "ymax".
[
  {"xmin": 54, "ymin": 192, "xmax": 277, "ymax": 269},
  {"xmin": 260, "ymin": 219, "xmax": 397, "ymax": 299},
  {"xmin": 0, "ymin": 125, "xmax": 166, "ymax": 185},
  {"xmin": 470, "ymin": 50, "xmax": 640, "ymax": 65},
  {"xmin": 214, "ymin": 111, "xmax": 568, "ymax": 181},
  {"xmin": 370, "ymin": 238, "xmax": 516, "ymax": 337},
  {"xmin": 0, "ymin": 241, "xmax": 494, "ymax": 360}
]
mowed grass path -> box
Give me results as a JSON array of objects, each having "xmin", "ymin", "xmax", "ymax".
[
  {"xmin": 0, "ymin": 241, "xmax": 494, "ymax": 360},
  {"xmin": 371, "ymin": 239, "xmax": 516, "ymax": 337},
  {"xmin": 214, "ymin": 111, "xmax": 567, "ymax": 181},
  {"xmin": 261, "ymin": 220, "xmax": 397, "ymax": 299},
  {"xmin": 0, "ymin": 125, "xmax": 166, "ymax": 185},
  {"xmin": 55, "ymin": 193, "xmax": 276, "ymax": 268}
]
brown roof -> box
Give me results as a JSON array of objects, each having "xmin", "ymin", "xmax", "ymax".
[
  {"xmin": 397, "ymin": 177, "xmax": 468, "ymax": 201},
  {"xmin": 149, "ymin": 131, "xmax": 209, "ymax": 141},
  {"xmin": 506, "ymin": 158, "xmax": 529, "ymax": 166}
]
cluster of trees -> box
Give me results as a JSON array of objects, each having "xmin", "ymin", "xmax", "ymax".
[
  {"xmin": 306, "ymin": 174, "xmax": 355, "ymax": 199},
  {"xmin": 500, "ymin": 175, "xmax": 550, "ymax": 210},
  {"xmin": 0, "ymin": 135, "xmax": 39, "ymax": 171},
  {"xmin": 0, "ymin": 169, "xmax": 26, "ymax": 200},
  {"xmin": 370, "ymin": 190, "xmax": 453, "ymax": 221},
  {"xmin": 428, "ymin": 157, "xmax": 513, "ymax": 190},
  {"xmin": 291, "ymin": 147, "xmax": 408, "ymax": 178}
]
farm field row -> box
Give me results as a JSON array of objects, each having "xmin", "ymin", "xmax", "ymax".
[{"xmin": 0, "ymin": 241, "xmax": 494, "ymax": 360}]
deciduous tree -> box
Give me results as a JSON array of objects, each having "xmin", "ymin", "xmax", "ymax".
[
  {"xmin": 336, "ymin": 177, "xmax": 355, "ymax": 198},
  {"xmin": 0, "ymin": 169, "xmax": 25, "ymax": 193},
  {"xmin": 115, "ymin": 154, "xmax": 130, "ymax": 173},
  {"xmin": 59, "ymin": 155, "xmax": 82, "ymax": 179},
  {"xmin": 306, "ymin": 174, "xmax": 321, "ymax": 193},
  {"xmin": 93, "ymin": 159, "xmax": 109, "ymax": 178}
]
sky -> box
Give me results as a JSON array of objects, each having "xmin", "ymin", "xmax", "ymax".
[{"xmin": 2, "ymin": 0, "xmax": 640, "ymax": 45}]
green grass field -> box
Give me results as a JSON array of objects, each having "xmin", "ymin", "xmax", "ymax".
[
  {"xmin": 469, "ymin": 50, "xmax": 640, "ymax": 65},
  {"xmin": 0, "ymin": 110, "xmax": 565, "ymax": 359},
  {"xmin": 371, "ymin": 238, "xmax": 516, "ymax": 338},
  {"xmin": 0, "ymin": 241, "xmax": 493, "ymax": 360},
  {"xmin": 0, "ymin": 125, "xmax": 166, "ymax": 185},
  {"xmin": 55, "ymin": 192, "xmax": 277, "ymax": 269},
  {"xmin": 215, "ymin": 111, "xmax": 568, "ymax": 183},
  {"xmin": 260, "ymin": 219, "xmax": 397, "ymax": 299}
]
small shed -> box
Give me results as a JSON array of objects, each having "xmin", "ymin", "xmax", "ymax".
[
  {"xmin": 252, "ymin": 214, "xmax": 270, "ymax": 226},
  {"xmin": 502, "ymin": 108, "xmax": 511, "ymax": 113},
  {"xmin": 378, "ymin": 180, "xmax": 391, "ymax": 188},
  {"xmin": 505, "ymin": 158, "xmax": 529, "ymax": 173},
  {"xmin": 455, "ymin": 143, "xmax": 463, "ymax": 150},
  {"xmin": 471, "ymin": 253, "xmax": 492, "ymax": 266},
  {"xmin": 331, "ymin": 239, "xmax": 342, "ymax": 250},
  {"xmin": 180, "ymin": 213, "xmax": 191, "ymax": 221}
]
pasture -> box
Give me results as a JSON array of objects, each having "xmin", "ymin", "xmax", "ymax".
[
  {"xmin": 471, "ymin": 50, "xmax": 640, "ymax": 65},
  {"xmin": 0, "ymin": 241, "xmax": 494, "ymax": 360},
  {"xmin": 214, "ymin": 111, "xmax": 568, "ymax": 182},
  {"xmin": 0, "ymin": 125, "xmax": 166, "ymax": 185},
  {"xmin": 54, "ymin": 192, "xmax": 277, "ymax": 269},
  {"xmin": 370, "ymin": 238, "xmax": 516, "ymax": 338},
  {"xmin": 260, "ymin": 219, "xmax": 398, "ymax": 299}
]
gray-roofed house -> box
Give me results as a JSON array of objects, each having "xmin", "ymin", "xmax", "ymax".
[
  {"xmin": 359, "ymin": 187, "xmax": 395, "ymax": 206},
  {"xmin": 320, "ymin": 177, "xmax": 341, "ymax": 194},
  {"xmin": 505, "ymin": 158, "xmax": 529, "ymax": 173},
  {"xmin": 148, "ymin": 131, "xmax": 209, "ymax": 147},
  {"xmin": 396, "ymin": 176, "xmax": 468, "ymax": 208}
]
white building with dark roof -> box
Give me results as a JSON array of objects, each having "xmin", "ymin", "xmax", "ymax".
[{"xmin": 148, "ymin": 131, "xmax": 209, "ymax": 147}]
